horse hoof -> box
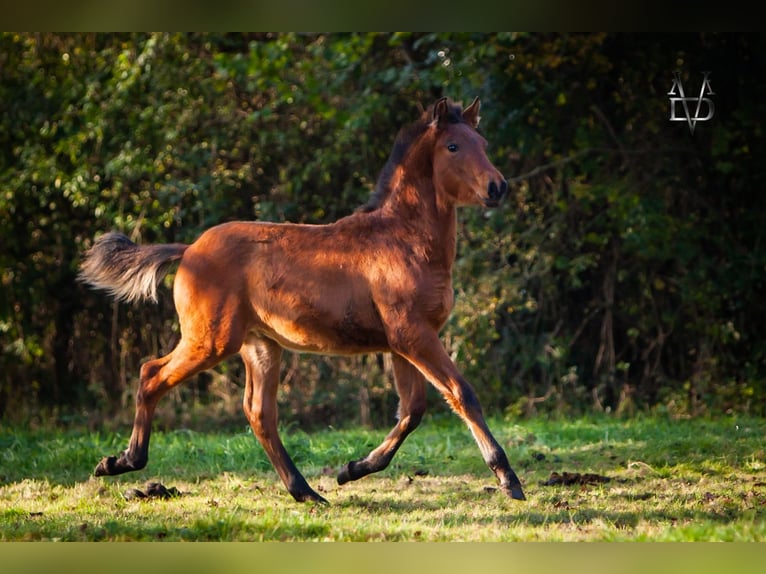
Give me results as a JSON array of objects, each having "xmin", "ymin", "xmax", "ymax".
[
  {"xmin": 293, "ymin": 490, "xmax": 329, "ymax": 505},
  {"xmin": 93, "ymin": 455, "xmax": 118, "ymax": 476},
  {"xmin": 337, "ymin": 463, "xmax": 353, "ymax": 485},
  {"xmin": 502, "ymin": 483, "xmax": 527, "ymax": 501},
  {"xmin": 312, "ymin": 494, "xmax": 330, "ymax": 505},
  {"xmin": 94, "ymin": 453, "xmax": 143, "ymax": 476}
]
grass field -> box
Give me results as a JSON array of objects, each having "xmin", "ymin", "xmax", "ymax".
[{"xmin": 1, "ymin": 413, "xmax": 764, "ymax": 541}]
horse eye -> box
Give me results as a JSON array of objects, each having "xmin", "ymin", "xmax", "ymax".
[{"xmin": 447, "ymin": 143, "xmax": 459, "ymax": 153}]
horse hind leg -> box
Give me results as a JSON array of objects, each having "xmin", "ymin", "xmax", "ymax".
[
  {"xmin": 94, "ymin": 331, "xmax": 242, "ymax": 477},
  {"xmin": 240, "ymin": 336, "xmax": 326, "ymax": 504},
  {"xmin": 338, "ymin": 354, "xmax": 426, "ymax": 484}
]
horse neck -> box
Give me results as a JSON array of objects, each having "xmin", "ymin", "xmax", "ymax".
[{"xmin": 381, "ymin": 174, "xmax": 458, "ymax": 269}]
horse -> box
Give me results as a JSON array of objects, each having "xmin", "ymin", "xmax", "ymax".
[{"xmin": 78, "ymin": 96, "xmax": 526, "ymax": 504}]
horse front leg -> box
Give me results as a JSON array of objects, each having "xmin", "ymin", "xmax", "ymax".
[
  {"xmin": 338, "ymin": 354, "xmax": 426, "ymax": 484},
  {"xmin": 391, "ymin": 328, "xmax": 526, "ymax": 501},
  {"xmin": 241, "ymin": 336, "xmax": 327, "ymax": 504}
]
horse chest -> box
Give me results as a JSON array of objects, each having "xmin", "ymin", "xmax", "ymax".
[{"xmin": 404, "ymin": 270, "xmax": 454, "ymax": 329}]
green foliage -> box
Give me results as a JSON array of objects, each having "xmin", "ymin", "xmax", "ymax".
[{"xmin": 1, "ymin": 33, "xmax": 764, "ymax": 424}]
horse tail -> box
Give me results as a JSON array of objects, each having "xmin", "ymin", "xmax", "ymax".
[{"xmin": 78, "ymin": 232, "xmax": 188, "ymax": 304}]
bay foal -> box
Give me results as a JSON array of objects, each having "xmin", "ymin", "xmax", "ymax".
[{"xmin": 79, "ymin": 97, "xmax": 525, "ymax": 503}]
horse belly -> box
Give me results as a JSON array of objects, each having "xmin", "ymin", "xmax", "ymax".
[
  {"xmin": 254, "ymin": 316, "xmax": 389, "ymax": 355},
  {"xmin": 251, "ymin": 288, "xmax": 389, "ymax": 355}
]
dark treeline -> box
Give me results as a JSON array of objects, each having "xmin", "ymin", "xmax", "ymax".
[{"xmin": 1, "ymin": 33, "xmax": 764, "ymax": 428}]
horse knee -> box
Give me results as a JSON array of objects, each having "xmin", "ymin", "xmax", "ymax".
[{"xmin": 440, "ymin": 381, "xmax": 485, "ymax": 424}]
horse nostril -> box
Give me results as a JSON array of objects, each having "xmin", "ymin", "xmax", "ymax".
[{"xmin": 488, "ymin": 180, "xmax": 506, "ymax": 201}]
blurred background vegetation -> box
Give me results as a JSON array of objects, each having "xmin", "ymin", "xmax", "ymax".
[{"xmin": 1, "ymin": 33, "xmax": 764, "ymax": 429}]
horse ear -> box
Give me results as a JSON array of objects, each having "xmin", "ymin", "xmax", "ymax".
[
  {"xmin": 430, "ymin": 97, "xmax": 449, "ymax": 126},
  {"xmin": 463, "ymin": 97, "xmax": 481, "ymax": 128}
]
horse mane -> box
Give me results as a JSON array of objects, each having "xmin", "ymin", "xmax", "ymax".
[{"xmin": 357, "ymin": 100, "xmax": 465, "ymax": 213}]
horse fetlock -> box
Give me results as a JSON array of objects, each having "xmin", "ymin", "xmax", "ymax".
[
  {"xmin": 337, "ymin": 458, "xmax": 379, "ymax": 484},
  {"xmin": 336, "ymin": 461, "xmax": 357, "ymax": 485}
]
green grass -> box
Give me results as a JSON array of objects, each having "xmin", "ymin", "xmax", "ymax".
[{"xmin": 1, "ymin": 414, "xmax": 764, "ymax": 541}]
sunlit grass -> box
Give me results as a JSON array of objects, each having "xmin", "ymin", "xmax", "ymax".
[{"xmin": 1, "ymin": 414, "xmax": 764, "ymax": 541}]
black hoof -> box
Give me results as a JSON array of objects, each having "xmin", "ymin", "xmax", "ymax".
[
  {"xmin": 293, "ymin": 490, "xmax": 329, "ymax": 505},
  {"xmin": 337, "ymin": 462, "xmax": 355, "ymax": 485},
  {"xmin": 501, "ymin": 483, "xmax": 526, "ymax": 501},
  {"xmin": 93, "ymin": 455, "xmax": 119, "ymax": 476},
  {"xmin": 311, "ymin": 493, "xmax": 330, "ymax": 505},
  {"xmin": 287, "ymin": 475, "xmax": 329, "ymax": 504},
  {"xmin": 93, "ymin": 453, "xmax": 143, "ymax": 476}
]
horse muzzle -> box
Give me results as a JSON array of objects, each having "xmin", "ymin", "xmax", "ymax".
[{"xmin": 484, "ymin": 178, "xmax": 508, "ymax": 207}]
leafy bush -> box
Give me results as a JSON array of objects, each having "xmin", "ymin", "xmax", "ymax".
[{"xmin": 1, "ymin": 33, "xmax": 764, "ymax": 427}]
